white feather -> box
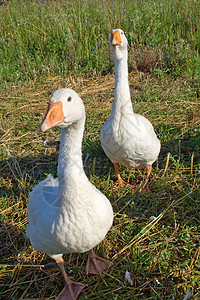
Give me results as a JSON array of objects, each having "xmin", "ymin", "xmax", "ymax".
[
  {"xmin": 183, "ymin": 292, "xmax": 193, "ymax": 300},
  {"xmin": 125, "ymin": 270, "xmax": 133, "ymax": 286}
]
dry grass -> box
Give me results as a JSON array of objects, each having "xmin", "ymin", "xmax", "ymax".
[{"xmin": 0, "ymin": 72, "xmax": 200, "ymax": 299}]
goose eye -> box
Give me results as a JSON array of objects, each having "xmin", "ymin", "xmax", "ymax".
[
  {"xmin": 67, "ymin": 96, "xmax": 72, "ymax": 102},
  {"xmin": 121, "ymin": 31, "xmax": 123, "ymax": 35}
]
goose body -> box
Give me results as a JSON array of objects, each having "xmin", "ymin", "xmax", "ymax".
[
  {"xmin": 101, "ymin": 109, "xmax": 160, "ymax": 169},
  {"xmin": 27, "ymin": 174, "xmax": 112, "ymax": 257},
  {"xmin": 100, "ymin": 29, "xmax": 160, "ymax": 188},
  {"xmin": 26, "ymin": 88, "xmax": 113, "ymax": 299}
]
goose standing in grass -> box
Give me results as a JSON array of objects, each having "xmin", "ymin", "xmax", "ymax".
[
  {"xmin": 100, "ymin": 29, "xmax": 161, "ymax": 191},
  {"xmin": 26, "ymin": 88, "xmax": 113, "ymax": 300}
]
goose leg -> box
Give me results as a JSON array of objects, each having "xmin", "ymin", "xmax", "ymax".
[
  {"xmin": 55, "ymin": 256, "xmax": 87, "ymax": 300},
  {"xmin": 86, "ymin": 249, "xmax": 113, "ymax": 275},
  {"xmin": 139, "ymin": 165, "xmax": 152, "ymax": 193},
  {"xmin": 146, "ymin": 165, "xmax": 152, "ymax": 179},
  {"xmin": 114, "ymin": 163, "xmax": 128, "ymax": 187}
]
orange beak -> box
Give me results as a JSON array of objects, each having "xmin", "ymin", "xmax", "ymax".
[
  {"xmin": 111, "ymin": 30, "xmax": 122, "ymax": 46},
  {"xmin": 40, "ymin": 101, "xmax": 64, "ymax": 132}
]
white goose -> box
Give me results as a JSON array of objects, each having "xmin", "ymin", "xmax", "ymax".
[
  {"xmin": 100, "ymin": 29, "xmax": 161, "ymax": 190},
  {"xmin": 26, "ymin": 88, "xmax": 113, "ymax": 300}
]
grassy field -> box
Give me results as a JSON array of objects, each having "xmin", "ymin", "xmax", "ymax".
[
  {"xmin": 0, "ymin": 0, "xmax": 200, "ymax": 87},
  {"xmin": 0, "ymin": 0, "xmax": 200, "ymax": 299}
]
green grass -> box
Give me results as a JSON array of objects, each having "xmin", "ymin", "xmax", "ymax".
[
  {"xmin": 0, "ymin": 0, "xmax": 200, "ymax": 299},
  {"xmin": 0, "ymin": 0, "xmax": 200, "ymax": 88}
]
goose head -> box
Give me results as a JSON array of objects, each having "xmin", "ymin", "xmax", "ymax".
[
  {"xmin": 110, "ymin": 29, "xmax": 128, "ymax": 60},
  {"xmin": 40, "ymin": 88, "xmax": 85, "ymax": 132}
]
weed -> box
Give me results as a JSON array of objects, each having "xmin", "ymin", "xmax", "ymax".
[{"xmin": 0, "ymin": 0, "xmax": 200, "ymax": 88}]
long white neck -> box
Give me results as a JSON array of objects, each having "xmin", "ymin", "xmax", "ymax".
[
  {"xmin": 111, "ymin": 48, "xmax": 133, "ymax": 119},
  {"xmin": 57, "ymin": 116, "xmax": 86, "ymax": 199}
]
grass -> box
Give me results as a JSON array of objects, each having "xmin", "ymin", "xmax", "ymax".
[
  {"xmin": 0, "ymin": 0, "xmax": 200, "ymax": 88},
  {"xmin": 1, "ymin": 72, "xmax": 199, "ymax": 299},
  {"xmin": 0, "ymin": 0, "xmax": 200, "ymax": 299}
]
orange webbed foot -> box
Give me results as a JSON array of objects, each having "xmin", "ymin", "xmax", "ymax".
[
  {"xmin": 56, "ymin": 280, "xmax": 87, "ymax": 300},
  {"xmin": 86, "ymin": 249, "xmax": 113, "ymax": 275}
]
